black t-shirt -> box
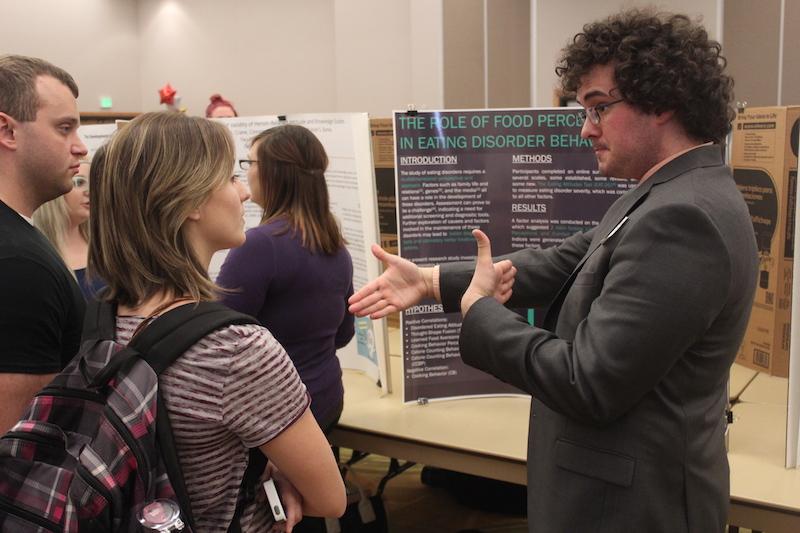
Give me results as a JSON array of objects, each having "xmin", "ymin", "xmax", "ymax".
[{"xmin": 0, "ymin": 200, "xmax": 85, "ymax": 373}]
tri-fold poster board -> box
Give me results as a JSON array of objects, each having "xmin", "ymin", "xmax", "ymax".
[{"xmin": 210, "ymin": 114, "xmax": 389, "ymax": 391}]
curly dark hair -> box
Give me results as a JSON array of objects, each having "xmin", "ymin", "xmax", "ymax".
[{"xmin": 555, "ymin": 9, "xmax": 734, "ymax": 144}]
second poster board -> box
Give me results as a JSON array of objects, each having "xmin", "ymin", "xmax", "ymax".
[
  {"xmin": 78, "ymin": 123, "xmax": 118, "ymax": 158},
  {"xmin": 393, "ymin": 108, "xmax": 636, "ymax": 403},
  {"xmin": 212, "ymin": 114, "xmax": 390, "ymax": 393}
]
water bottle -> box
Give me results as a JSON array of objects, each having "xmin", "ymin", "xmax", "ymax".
[{"xmin": 137, "ymin": 499, "xmax": 185, "ymax": 532}]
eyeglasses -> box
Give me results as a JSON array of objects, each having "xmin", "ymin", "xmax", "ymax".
[
  {"xmin": 72, "ymin": 176, "xmax": 89, "ymax": 190},
  {"xmin": 238, "ymin": 159, "xmax": 257, "ymax": 171},
  {"xmin": 577, "ymin": 98, "xmax": 625, "ymax": 126}
]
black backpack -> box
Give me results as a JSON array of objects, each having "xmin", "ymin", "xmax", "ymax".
[{"xmin": 0, "ymin": 299, "xmax": 266, "ymax": 532}]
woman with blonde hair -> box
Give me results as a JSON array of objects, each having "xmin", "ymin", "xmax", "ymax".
[
  {"xmin": 218, "ymin": 124, "xmax": 354, "ymax": 434},
  {"xmin": 33, "ymin": 157, "xmax": 104, "ymax": 298},
  {"xmin": 89, "ymin": 112, "xmax": 345, "ymax": 532}
]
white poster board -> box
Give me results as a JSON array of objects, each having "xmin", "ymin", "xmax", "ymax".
[
  {"xmin": 211, "ymin": 114, "xmax": 389, "ymax": 392},
  {"xmin": 78, "ymin": 123, "xmax": 117, "ymax": 158}
]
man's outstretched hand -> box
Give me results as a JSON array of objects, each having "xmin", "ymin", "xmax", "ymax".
[
  {"xmin": 349, "ymin": 233, "xmax": 516, "ymax": 320},
  {"xmin": 461, "ymin": 229, "xmax": 516, "ymax": 316},
  {"xmin": 348, "ymin": 244, "xmax": 432, "ymax": 319}
]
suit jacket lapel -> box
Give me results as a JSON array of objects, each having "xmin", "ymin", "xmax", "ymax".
[
  {"xmin": 542, "ymin": 191, "xmax": 648, "ymax": 331},
  {"xmin": 541, "ymin": 144, "xmax": 725, "ymax": 332}
]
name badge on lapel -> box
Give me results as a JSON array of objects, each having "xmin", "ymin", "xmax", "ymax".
[{"xmin": 600, "ymin": 216, "xmax": 630, "ymax": 245}]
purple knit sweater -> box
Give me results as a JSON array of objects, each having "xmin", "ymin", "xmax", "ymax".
[{"xmin": 218, "ymin": 219, "xmax": 354, "ymax": 425}]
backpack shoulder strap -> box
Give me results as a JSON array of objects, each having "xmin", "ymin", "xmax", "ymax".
[
  {"xmin": 81, "ymin": 297, "xmax": 118, "ymax": 341},
  {"xmin": 129, "ymin": 301, "xmax": 258, "ymax": 374},
  {"xmin": 127, "ymin": 300, "xmax": 259, "ymax": 533}
]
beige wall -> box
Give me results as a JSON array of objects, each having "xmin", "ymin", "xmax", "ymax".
[
  {"xmin": 487, "ymin": 0, "xmax": 531, "ymax": 108},
  {"xmin": 409, "ymin": 0, "xmax": 444, "ymax": 112},
  {"xmin": 723, "ymin": 0, "xmax": 781, "ymax": 107},
  {"xmin": 442, "ymin": 0, "xmax": 530, "ymax": 109},
  {"xmin": 1, "ymin": 0, "xmax": 442, "ymax": 117},
  {"xmin": 443, "ymin": 0, "xmax": 486, "ymax": 109},
  {"xmin": 782, "ymin": 0, "xmax": 800, "ymax": 106},
  {"xmin": 138, "ymin": 0, "xmax": 443, "ymax": 117},
  {"xmin": 4, "ymin": 0, "xmax": 796, "ymax": 115},
  {"xmin": 0, "ymin": 0, "xmax": 141, "ymax": 112},
  {"xmin": 137, "ymin": 0, "xmax": 338, "ymax": 116},
  {"xmin": 534, "ymin": 0, "xmax": 720, "ymax": 106},
  {"xmin": 332, "ymin": 0, "xmax": 443, "ymax": 115},
  {"xmin": 722, "ymin": 0, "xmax": 800, "ymax": 107}
]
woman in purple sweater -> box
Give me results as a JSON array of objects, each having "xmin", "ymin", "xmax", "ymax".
[{"xmin": 218, "ymin": 124, "xmax": 354, "ymax": 433}]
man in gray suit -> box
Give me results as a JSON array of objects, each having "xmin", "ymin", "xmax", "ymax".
[{"xmin": 349, "ymin": 9, "xmax": 757, "ymax": 532}]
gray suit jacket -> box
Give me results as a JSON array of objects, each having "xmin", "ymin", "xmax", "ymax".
[{"xmin": 439, "ymin": 145, "xmax": 758, "ymax": 532}]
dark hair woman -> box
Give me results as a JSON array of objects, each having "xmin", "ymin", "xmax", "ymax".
[{"xmin": 218, "ymin": 124, "xmax": 354, "ymax": 434}]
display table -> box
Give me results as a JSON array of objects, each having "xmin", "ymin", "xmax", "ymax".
[
  {"xmin": 728, "ymin": 402, "xmax": 800, "ymax": 532},
  {"xmin": 330, "ymin": 336, "xmax": 800, "ymax": 531},
  {"xmin": 737, "ymin": 370, "xmax": 789, "ymax": 405},
  {"xmin": 332, "ymin": 355, "xmax": 528, "ymax": 484}
]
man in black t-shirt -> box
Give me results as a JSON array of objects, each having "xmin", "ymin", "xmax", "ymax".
[{"xmin": 0, "ymin": 55, "xmax": 88, "ymax": 433}]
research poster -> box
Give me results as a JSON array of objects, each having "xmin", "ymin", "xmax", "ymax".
[
  {"xmin": 394, "ymin": 108, "xmax": 636, "ymax": 403},
  {"xmin": 212, "ymin": 114, "xmax": 389, "ymax": 391},
  {"xmin": 78, "ymin": 123, "xmax": 117, "ymax": 158}
]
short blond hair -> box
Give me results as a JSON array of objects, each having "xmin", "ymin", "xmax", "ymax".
[
  {"xmin": 88, "ymin": 112, "xmax": 235, "ymax": 306},
  {"xmin": 32, "ymin": 191, "xmax": 89, "ymax": 258}
]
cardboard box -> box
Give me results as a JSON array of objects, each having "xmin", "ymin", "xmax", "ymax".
[
  {"xmin": 370, "ymin": 118, "xmax": 399, "ymax": 328},
  {"xmin": 732, "ymin": 106, "xmax": 800, "ymax": 377}
]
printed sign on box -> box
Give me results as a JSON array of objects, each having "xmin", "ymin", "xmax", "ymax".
[
  {"xmin": 370, "ymin": 118, "xmax": 399, "ymax": 328},
  {"xmin": 732, "ymin": 106, "xmax": 800, "ymax": 377}
]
